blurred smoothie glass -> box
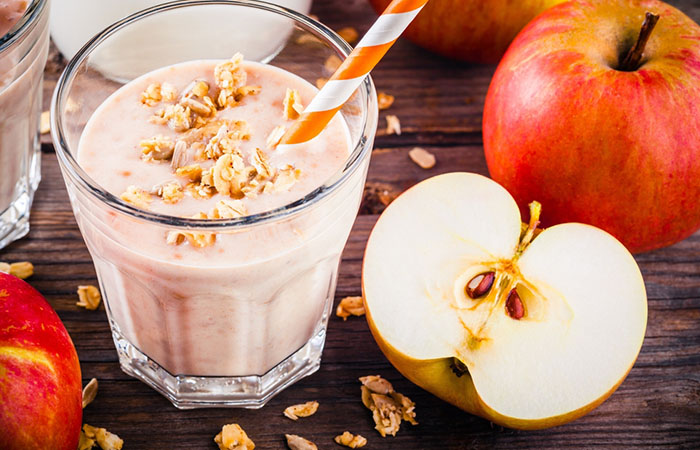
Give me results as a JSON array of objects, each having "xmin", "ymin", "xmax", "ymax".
[
  {"xmin": 0, "ymin": 0, "xmax": 49, "ymax": 249},
  {"xmin": 52, "ymin": 0, "xmax": 377, "ymax": 408}
]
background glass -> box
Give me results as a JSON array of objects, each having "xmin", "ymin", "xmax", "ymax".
[
  {"xmin": 0, "ymin": 0, "xmax": 49, "ymax": 249},
  {"xmin": 52, "ymin": 0, "xmax": 377, "ymax": 409}
]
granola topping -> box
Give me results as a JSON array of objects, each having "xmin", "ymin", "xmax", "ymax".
[
  {"xmin": 334, "ymin": 431, "xmax": 367, "ymax": 448},
  {"xmin": 214, "ymin": 423, "xmax": 255, "ymax": 450},
  {"xmin": 82, "ymin": 378, "xmax": 98, "ymax": 409},
  {"xmin": 81, "ymin": 424, "xmax": 123, "ymax": 450},
  {"xmin": 283, "ymin": 88, "xmax": 304, "ymax": 120},
  {"xmin": 0, "ymin": 261, "xmax": 34, "ymax": 279},
  {"xmin": 359, "ymin": 375, "xmax": 418, "ymax": 437},
  {"xmin": 336, "ymin": 296, "xmax": 365, "ymax": 320},
  {"xmin": 285, "ymin": 434, "xmax": 317, "ymax": 450},
  {"xmin": 77, "ymin": 285, "xmax": 102, "ymax": 310},
  {"xmin": 283, "ymin": 400, "xmax": 319, "ymax": 420},
  {"xmin": 385, "ymin": 114, "xmax": 401, "ymax": 135}
]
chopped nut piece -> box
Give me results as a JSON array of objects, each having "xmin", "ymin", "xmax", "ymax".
[
  {"xmin": 175, "ymin": 164, "xmax": 203, "ymax": 182},
  {"xmin": 360, "ymin": 375, "xmax": 394, "ymax": 395},
  {"xmin": 0, "ymin": 261, "xmax": 34, "ymax": 279},
  {"xmin": 211, "ymin": 199, "xmax": 247, "ymax": 219},
  {"xmin": 140, "ymin": 135, "xmax": 175, "ymax": 161},
  {"xmin": 385, "ymin": 115, "xmax": 401, "ymax": 135},
  {"xmin": 40, "ymin": 111, "xmax": 50, "ymax": 134},
  {"xmin": 160, "ymin": 182, "xmax": 184, "ymax": 204},
  {"xmin": 358, "ymin": 375, "xmax": 417, "ymax": 437},
  {"xmin": 283, "ymin": 400, "xmax": 319, "ymax": 420},
  {"xmin": 82, "ymin": 378, "xmax": 98, "ymax": 409},
  {"xmin": 285, "ymin": 434, "xmax": 317, "ymax": 450},
  {"xmin": 283, "ymin": 88, "xmax": 304, "ymax": 120},
  {"xmin": 408, "ymin": 147, "xmax": 436, "ymax": 169},
  {"xmin": 140, "ymin": 82, "xmax": 163, "ymax": 106},
  {"xmin": 181, "ymin": 96, "xmax": 215, "ymax": 117},
  {"xmin": 336, "ymin": 296, "xmax": 365, "ymax": 321},
  {"xmin": 82, "ymin": 424, "xmax": 123, "ymax": 450},
  {"xmin": 171, "ymin": 140, "xmax": 189, "ymax": 169},
  {"xmin": 236, "ymin": 85, "xmax": 261, "ymax": 99},
  {"xmin": 377, "ymin": 92, "xmax": 394, "ymax": 110},
  {"xmin": 337, "ymin": 26, "xmax": 359, "ymax": 45},
  {"xmin": 77, "ymin": 285, "xmax": 101, "ymax": 310},
  {"xmin": 316, "ymin": 78, "xmax": 328, "ymax": 89},
  {"xmin": 325, "ymin": 54, "xmax": 342, "ymax": 72},
  {"xmin": 266, "ymin": 125, "xmax": 286, "ymax": 149},
  {"xmin": 120, "ymin": 185, "xmax": 152, "ymax": 209},
  {"xmin": 214, "ymin": 423, "xmax": 255, "ymax": 450},
  {"xmin": 334, "ymin": 431, "xmax": 367, "ymax": 448},
  {"xmin": 215, "ymin": 53, "xmax": 247, "ymax": 108}
]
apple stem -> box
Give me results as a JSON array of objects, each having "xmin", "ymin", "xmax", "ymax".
[
  {"xmin": 619, "ymin": 12, "xmax": 660, "ymax": 71},
  {"xmin": 517, "ymin": 201, "xmax": 541, "ymax": 255}
]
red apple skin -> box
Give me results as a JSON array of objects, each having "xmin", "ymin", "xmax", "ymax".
[
  {"xmin": 368, "ymin": 0, "xmax": 565, "ymax": 63},
  {"xmin": 483, "ymin": 0, "xmax": 700, "ymax": 253},
  {"xmin": 0, "ymin": 273, "xmax": 82, "ymax": 450}
]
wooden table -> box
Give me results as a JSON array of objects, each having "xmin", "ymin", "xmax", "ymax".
[{"xmin": 7, "ymin": 0, "xmax": 700, "ymax": 448}]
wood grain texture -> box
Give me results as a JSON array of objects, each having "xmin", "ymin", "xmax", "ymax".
[{"xmin": 10, "ymin": 0, "xmax": 700, "ymax": 448}]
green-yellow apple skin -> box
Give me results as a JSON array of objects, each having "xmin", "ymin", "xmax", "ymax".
[
  {"xmin": 483, "ymin": 0, "xmax": 700, "ymax": 253},
  {"xmin": 367, "ymin": 0, "xmax": 565, "ymax": 63},
  {"xmin": 363, "ymin": 302, "xmax": 634, "ymax": 430},
  {"xmin": 0, "ymin": 273, "xmax": 82, "ymax": 450}
]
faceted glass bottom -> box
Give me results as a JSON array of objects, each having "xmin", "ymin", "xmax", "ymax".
[
  {"xmin": 110, "ymin": 318, "xmax": 328, "ymax": 409},
  {"xmin": 0, "ymin": 151, "xmax": 40, "ymax": 250}
]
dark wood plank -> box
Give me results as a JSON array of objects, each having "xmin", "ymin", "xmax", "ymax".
[{"xmin": 9, "ymin": 0, "xmax": 700, "ymax": 448}]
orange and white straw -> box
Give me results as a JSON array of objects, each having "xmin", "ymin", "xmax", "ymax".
[{"xmin": 280, "ymin": 0, "xmax": 429, "ymax": 145}]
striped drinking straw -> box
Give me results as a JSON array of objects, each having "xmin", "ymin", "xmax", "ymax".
[{"xmin": 280, "ymin": 0, "xmax": 429, "ymax": 145}]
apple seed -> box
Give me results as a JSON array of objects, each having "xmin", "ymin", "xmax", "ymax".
[
  {"xmin": 506, "ymin": 289, "xmax": 524, "ymax": 320},
  {"xmin": 466, "ymin": 272, "xmax": 495, "ymax": 299}
]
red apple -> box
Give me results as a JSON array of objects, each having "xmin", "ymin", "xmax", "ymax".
[
  {"xmin": 0, "ymin": 273, "xmax": 82, "ymax": 450},
  {"xmin": 367, "ymin": 0, "xmax": 565, "ymax": 63},
  {"xmin": 483, "ymin": 0, "xmax": 700, "ymax": 253}
]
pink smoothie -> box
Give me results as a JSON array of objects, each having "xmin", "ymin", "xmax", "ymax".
[{"xmin": 76, "ymin": 58, "xmax": 361, "ymax": 377}]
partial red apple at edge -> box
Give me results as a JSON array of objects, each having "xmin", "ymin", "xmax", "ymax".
[
  {"xmin": 0, "ymin": 272, "xmax": 82, "ymax": 450},
  {"xmin": 367, "ymin": 0, "xmax": 566, "ymax": 63},
  {"xmin": 483, "ymin": 0, "xmax": 700, "ymax": 253}
]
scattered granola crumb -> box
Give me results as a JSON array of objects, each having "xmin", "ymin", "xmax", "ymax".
[
  {"xmin": 266, "ymin": 125, "xmax": 286, "ymax": 149},
  {"xmin": 385, "ymin": 115, "xmax": 401, "ymax": 135},
  {"xmin": 285, "ymin": 434, "xmax": 317, "ymax": 450},
  {"xmin": 215, "ymin": 53, "xmax": 247, "ymax": 108},
  {"xmin": 359, "ymin": 375, "xmax": 417, "ymax": 437},
  {"xmin": 160, "ymin": 182, "xmax": 184, "ymax": 204},
  {"xmin": 120, "ymin": 185, "xmax": 152, "ymax": 209},
  {"xmin": 324, "ymin": 54, "xmax": 342, "ymax": 72},
  {"xmin": 336, "ymin": 296, "xmax": 365, "ymax": 321},
  {"xmin": 408, "ymin": 147, "xmax": 436, "ymax": 169},
  {"xmin": 211, "ymin": 199, "xmax": 247, "ymax": 219},
  {"xmin": 77, "ymin": 285, "xmax": 101, "ymax": 310},
  {"xmin": 316, "ymin": 78, "xmax": 328, "ymax": 89},
  {"xmin": 160, "ymin": 82, "xmax": 178, "ymax": 102},
  {"xmin": 0, "ymin": 261, "xmax": 34, "ymax": 279},
  {"xmin": 360, "ymin": 183, "xmax": 397, "ymax": 215},
  {"xmin": 82, "ymin": 378, "xmax": 98, "ymax": 409},
  {"xmin": 337, "ymin": 26, "xmax": 359, "ymax": 44},
  {"xmin": 175, "ymin": 164, "xmax": 203, "ymax": 182},
  {"xmin": 140, "ymin": 82, "xmax": 163, "ymax": 106},
  {"xmin": 283, "ymin": 88, "xmax": 304, "ymax": 120},
  {"xmin": 40, "ymin": 111, "xmax": 50, "ymax": 134},
  {"xmin": 82, "ymin": 424, "xmax": 123, "ymax": 450},
  {"xmin": 78, "ymin": 430, "xmax": 95, "ymax": 450},
  {"xmin": 140, "ymin": 135, "xmax": 175, "ymax": 161},
  {"xmin": 283, "ymin": 400, "xmax": 319, "ymax": 420},
  {"xmin": 334, "ymin": 431, "xmax": 367, "ymax": 448},
  {"xmin": 377, "ymin": 92, "xmax": 394, "ymax": 111},
  {"xmin": 214, "ymin": 423, "xmax": 255, "ymax": 450}
]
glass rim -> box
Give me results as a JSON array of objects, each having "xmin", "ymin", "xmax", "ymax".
[
  {"xmin": 51, "ymin": 0, "xmax": 377, "ymax": 231},
  {"xmin": 0, "ymin": 0, "xmax": 46, "ymax": 53}
]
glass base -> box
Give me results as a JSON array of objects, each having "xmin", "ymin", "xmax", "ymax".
[
  {"xmin": 111, "ymin": 321, "xmax": 327, "ymax": 409},
  {"xmin": 0, "ymin": 151, "xmax": 40, "ymax": 250}
]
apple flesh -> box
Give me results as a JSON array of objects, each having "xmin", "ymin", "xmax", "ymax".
[
  {"xmin": 483, "ymin": 0, "xmax": 700, "ymax": 253},
  {"xmin": 362, "ymin": 173, "xmax": 647, "ymax": 429},
  {"xmin": 0, "ymin": 273, "xmax": 82, "ymax": 450},
  {"xmin": 367, "ymin": 0, "xmax": 565, "ymax": 63}
]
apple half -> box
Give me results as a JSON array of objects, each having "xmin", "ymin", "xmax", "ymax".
[{"xmin": 362, "ymin": 173, "xmax": 647, "ymax": 429}]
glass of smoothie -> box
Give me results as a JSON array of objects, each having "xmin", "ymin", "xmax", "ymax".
[
  {"xmin": 52, "ymin": 0, "xmax": 377, "ymax": 408},
  {"xmin": 0, "ymin": 0, "xmax": 49, "ymax": 249}
]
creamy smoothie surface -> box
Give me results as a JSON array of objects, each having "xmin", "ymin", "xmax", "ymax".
[
  {"xmin": 75, "ymin": 56, "xmax": 359, "ymax": 377},
  {"xmin": 79, "ymin": 55, "xmax": 350, "ymax": 225},
  {"xmin": 0, "ymin": 0, "xmax": 27, "ymax": 38}
]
